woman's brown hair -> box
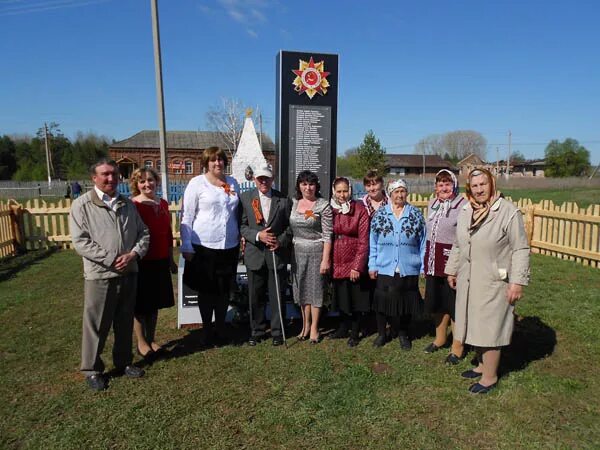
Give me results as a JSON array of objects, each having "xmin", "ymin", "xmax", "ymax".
[{"xmin": 201, "ymin": 146, "xmax": 228, "ymax": 171}]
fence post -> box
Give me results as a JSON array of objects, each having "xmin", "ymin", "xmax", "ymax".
[
  {"xmin": 8, "ymin": 200, "xmax": 26, "ymax": 254},
  {"xmin": 525, "ymin": 204, "xmax": 536, "ymax": 245}
]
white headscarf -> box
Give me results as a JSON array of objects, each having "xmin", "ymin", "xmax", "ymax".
[
  {"xmin": 330, "ymin": 177, "xmax": 352, "ymax": 214},
  {"xmin": 386, "ymin": 179, "xmax": 408, "ymax": 195}
]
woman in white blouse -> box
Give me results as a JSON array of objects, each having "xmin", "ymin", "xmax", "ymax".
[{"xmin": 181, "ymin": 147, "xmax": 240, "ymax": 346}]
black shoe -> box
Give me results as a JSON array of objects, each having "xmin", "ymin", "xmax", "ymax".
[
  {"xmin": 446, "ymin": 352, "xmax": 466, "ymax": 365},
  {"xmin": 469, "ymin": 382, "xmax": 497, "ymax": 394},
  {"xmin": 347, "ymin": 337, "xmax": 359, "ymax": 348},
  {"xmin": 248, "ymin": 337, "xmax": 259, "ymax": 346},
  {"xmin": 424, "ymin": 342, "xmax": 441, "ymax": 354},
  {"xmin": 86, "ymin": 374, "xmax": 107, "ymax": 391},
  {"xmin": 123, "ymin": 365, "xmax": 145, "ymax": 378},
  {"xmin": 461, "ymin": 369, "xmax": 483, "ymax": 379},
  {"xmin": 137, "ymin": 348, "xmax": 156, "ymax": 361},
  {"xmin": 328, "ymin": 328, "xmax": 349, "ymax": 339},
  {"xmin": 309, "ymin": 336, "xmax": 321, "ymax": 345},
  {"xmin": 399, "ymin": 335, "xmax": 412, "ymax": 350},
  {"xmin": 272, "ymin": 337, "xmax": 284, "ymax": 346},
  {"xmin": 373, "ymin": 335, "xmax": 387, "ymax": 348}
]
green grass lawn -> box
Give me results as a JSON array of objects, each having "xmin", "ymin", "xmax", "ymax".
[
  {"xmin": 1, "ymin": 251, "xmax": 599, "ymax": 449},
  {"xmin": 502, "ymin": 188, "xmax": 600, "ymax": 209}
]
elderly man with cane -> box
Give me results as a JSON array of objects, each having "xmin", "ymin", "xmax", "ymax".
[{"xmin": 239, "ymin": 165, "xmax": 292, "ymax": 346}]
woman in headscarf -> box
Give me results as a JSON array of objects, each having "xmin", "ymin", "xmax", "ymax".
[
  {"xmin": 368, "ymin": 179, "xmax": 426, "ymax": 349},
  {"xmin": 446, "ymin": 168, "xmax": 530, "ymax": 394},
  {"xmin": 328, "ymin": 177, "xmax": 371, "ymax": 347},
  {"xmin": 423, "ymin": 169, "xmax": 467, "ymax": 364}
]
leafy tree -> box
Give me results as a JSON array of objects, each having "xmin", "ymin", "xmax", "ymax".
[
  {"xmin": 62, "ymin": 132, "xmax": 109, "ymax": 178},
  {"xmin": 510, "ymin": 150, "xmax": 526, "ymax": 164},
  {"xmin": 544, "ymin": 138, "xmax": 591, "ymax": 177},
  {"xmin": 0, "ymin": 135, "xmax": 17, "ymax": 179},
  {"xmin": 336, "ymin": 147, "xmax": 360, "ymax": 177},
  {"xmin": 355, "ymin": 130, "xmax": 387, "ymax": 178}
]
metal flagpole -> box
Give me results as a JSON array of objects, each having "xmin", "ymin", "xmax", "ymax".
[
  {"xmin": 150, "ymin": 0, "xmax": 169, "ymax": 201},
  {"xmin": 271, "ymin": 250, "xmax": 287, "ymax": 347}
]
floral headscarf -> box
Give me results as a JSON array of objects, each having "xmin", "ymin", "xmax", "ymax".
[{"xmin": 465, "ymin": 167, "xmax": 500, "ymax": 232}]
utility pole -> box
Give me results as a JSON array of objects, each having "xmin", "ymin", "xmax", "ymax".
[
  {"xmin": 44, "ymin": 123, "xmax": 52, "ymax": 188},
  {"xmin": 505, "ymin": 130, "xmax": 512, "ymax": 180},
  {"xmin": 422, "ymin": 147, "xmax": 426, "ymax": 178},
  {"xmin": 150, "ymin": 0, "xmax": 169, "ymax": 201},
  {"xmin": 496, "ymin": 147, "xmax": 500, "ymax": 176}
]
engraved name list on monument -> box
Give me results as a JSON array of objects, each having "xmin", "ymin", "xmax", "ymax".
[{"xmin": 289, "ymin": 104, "xmax": 331, "ymax": 181}]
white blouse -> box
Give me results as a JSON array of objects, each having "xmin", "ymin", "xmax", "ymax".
[{"xmin": 180, "ymin": 174, "xmax": 240, "ymax": 252}]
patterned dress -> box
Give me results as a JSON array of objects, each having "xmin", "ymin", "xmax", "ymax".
[{"xmin": 290, "ymin": 198, "xmax": 333, "ymax": 306}]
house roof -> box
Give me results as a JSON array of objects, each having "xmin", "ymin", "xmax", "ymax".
[
  {"xmin": 385, "ymin": 154, "xmax": 457, "ymax": 170},
  {"xmin": 457, "ymin": 153, "xmax": 486, "ymax": 166},
  {"xmin": 110, "ymin": 130, "xmax": 275, "ymax": 153}
]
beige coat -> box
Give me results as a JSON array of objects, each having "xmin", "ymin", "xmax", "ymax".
[{"xmin": 445, "ymin": 198, "xmax": 530, "ymax": 347}]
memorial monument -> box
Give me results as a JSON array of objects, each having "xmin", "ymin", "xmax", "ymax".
[
  {"xmin": 231, "ymin": 110, "xmax": 268, "ymax": 184},
  {"xmin": 276, "ymin": 51, "xmax": 339, "ymax": 199}
]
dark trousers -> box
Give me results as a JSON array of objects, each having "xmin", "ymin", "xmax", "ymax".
[
  {"xmin": 81, "ymin": 274, "xmax": 137, "ymax": 375},
  {"xmin": 248, "ymin": 265, "xmax": 286, "ymax": 338},
  {"xmin": 191, "ymin": 244, "xmax": 239, "ymax": 334}
]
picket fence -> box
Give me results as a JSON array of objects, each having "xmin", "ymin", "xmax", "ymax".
[{"xmin": 1, "ymin": 195, "xmax": 599, "ymax": 268}]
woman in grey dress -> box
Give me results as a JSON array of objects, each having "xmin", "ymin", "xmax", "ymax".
[{"xmin": 290, "ymin": 171, "xmax": 333, "ymax": 344}]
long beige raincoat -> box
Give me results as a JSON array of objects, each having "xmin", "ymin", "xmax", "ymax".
[{"xmin": 445, "ymin": 197, "xmax": 530, "ymax": 347}]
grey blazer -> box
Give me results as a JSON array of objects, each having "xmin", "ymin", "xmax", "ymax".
[{"xmin": 239, "ymin": 188, "xmax": 292, "ymax": 271}]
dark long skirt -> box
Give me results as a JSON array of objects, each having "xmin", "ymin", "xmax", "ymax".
[
  {"xmin": 332, "ymin": 277, "xmax": 371, "ymax": 315},
  {"xmin": 373, "ymin": 274, "xmax": 423, "ymax": 317},
  {"xmin": 424, "ymin": 275, "xmax": 456, "ymax": 319},
  {"xmin": 135, "ymin": 258, "xmax": 175, "ymax": 315}
]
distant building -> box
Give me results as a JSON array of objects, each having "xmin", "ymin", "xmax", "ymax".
[
  {"xmin": 457, "ymin": 153, "xmax": 546, "ymax": 178},
  {"xmin": 385, "ymin": 154, "xmax": 457, "ymax": 176},
  {"xmin": 512, "ymin": 159, "xmax": 546, "ymax": 177},
  {"xmin": 109, "ymin": 130, "xmax": 276, "ymax": 181}
]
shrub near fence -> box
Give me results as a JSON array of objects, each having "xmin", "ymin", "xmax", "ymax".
[{"xmin": 0, "ymin": 196, "xmax": 599, "ymax": 268}]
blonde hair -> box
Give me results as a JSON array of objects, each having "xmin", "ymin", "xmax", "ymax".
[{"xmin": 129, "ymin": 167, "xmax": 160, "ymax": 196}]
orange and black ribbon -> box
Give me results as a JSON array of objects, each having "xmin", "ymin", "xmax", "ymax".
[{"xmin": 252, "ymin": 197, "xmax": 264, "ymax": 224}]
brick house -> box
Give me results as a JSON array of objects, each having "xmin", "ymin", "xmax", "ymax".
[
  {"xmin": 385, "ymin": 154, "xmax": 457, "ymax": 176},
  {"xmin": 109, "ymin": 130, "xmax": 276, "ymax": 181}
]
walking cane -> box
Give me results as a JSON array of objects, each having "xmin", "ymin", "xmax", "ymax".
[{"xmin": 271, "ymin": 250, "xmax": 287, "ymax": 347}]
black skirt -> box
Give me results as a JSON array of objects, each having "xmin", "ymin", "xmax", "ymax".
[
  {"xmin": 332, "ymin": 277, "xmax": 371, "ymax": 315},
  {"xmin": 135, "ymin": 258, "xmax": 175, "ymax": 315},
  {"xmin": 424, "ymin": 276, "xmax": 456, "ymax": 319},
  {"xmin": 183, "ymin": 244, "xmax": 239, "ymax": 296},
  {"xmin": 373, "ymin": 274, "xmax": 423, "ymax": 317}
]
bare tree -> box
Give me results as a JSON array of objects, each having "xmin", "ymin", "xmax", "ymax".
[
  {"xmin": 414, "ymin": 134, "xmax": 444, "ymax": 155},
  {"xmin": 205, "ymin": 97, "xmax": 250, "ymax": 159},
  {"xmin": 414, "ymin": 130, "xmax": 487, "ymax": 161}
]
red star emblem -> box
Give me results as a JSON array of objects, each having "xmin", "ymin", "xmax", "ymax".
[{"xmin": 292, "ymin": 57, "xmax": 331, "ymax": 99}]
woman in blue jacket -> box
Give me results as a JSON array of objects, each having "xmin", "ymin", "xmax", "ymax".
[{"xmin": 368, "ymin": 179, "xmax": 426, "ymax": 349}]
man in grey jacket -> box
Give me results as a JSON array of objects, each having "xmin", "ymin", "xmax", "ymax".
[{"xmin": 69, "ymin": 158, "xmax": 149, "ymax": 391}]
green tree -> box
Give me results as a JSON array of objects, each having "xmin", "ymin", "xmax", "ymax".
[
  {"xmin": 0, "ymin": 135, "xmax": 17, "ymax": 179},
  {"xmin": 62, "ymin": 132, "xmax": 109, "ymax": 178},
  {"xmin": 544, "ymin": 138, "xmax": 590, "ymax": 177},
  {"xmin": 336, "ymin": 147, "xmax": 360, "ymax": 177},
  {"xmin": 510, "ymin": 150, "xmax": 526, "ymax": 164},
  {"xmin": 355, "ymin": 130, "xmax": 387, "ymax": 178}
]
